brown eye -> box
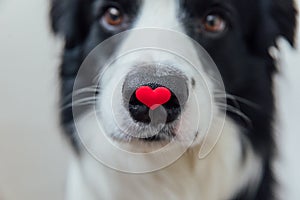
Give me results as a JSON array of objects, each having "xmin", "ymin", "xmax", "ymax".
[
  {"xmin": 203, "ymin": 14, "xmax": 226, "ymax": 33},
  {"xmin": 103, "ymin": 7, "xmax": 124, "ymax": 26}
]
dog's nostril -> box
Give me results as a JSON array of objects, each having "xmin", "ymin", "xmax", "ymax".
[
  {"xmin": 128, "ymin": 84, "xmax": 182, "ymax": 124},
  {"xmin": 128, "ymin": 96, "xmax": 151, "ymax": 124}
]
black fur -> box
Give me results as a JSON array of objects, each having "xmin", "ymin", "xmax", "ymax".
[{"xmin": 50, "ymin": 0, "xmax": 297, "ymax": 199}]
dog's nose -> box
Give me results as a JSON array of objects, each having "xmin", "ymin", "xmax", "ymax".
[{"xmin": 122, "ymin": 67, "xmax": 188, "ymax": 124}]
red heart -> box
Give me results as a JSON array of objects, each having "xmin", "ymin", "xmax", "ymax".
[{"xmin": 136, "ymin": 86, "xmax": 172, "ymax": 110}]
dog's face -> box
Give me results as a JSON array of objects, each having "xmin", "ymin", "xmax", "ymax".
[{"xmin": 51, "ymin": 0, "xmax": 296, "ymax": 154}]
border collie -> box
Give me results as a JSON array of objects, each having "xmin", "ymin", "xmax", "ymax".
[{"xmin": 50, "ymin": 0, "xmax": 297, "ymax": 199}]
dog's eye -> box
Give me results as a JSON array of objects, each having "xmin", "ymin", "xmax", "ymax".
[
  {"xmin": 103, "ymin": 7, "xmax": 124, "ymax": 26},
  {"xmin": 202, "ymin": 14, "xmax": 226, "ymax": 33}
]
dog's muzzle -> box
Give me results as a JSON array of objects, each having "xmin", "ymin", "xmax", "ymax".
[{"xmin": 122, "ymin": 65, "xmax": 189, "ymax": 125}]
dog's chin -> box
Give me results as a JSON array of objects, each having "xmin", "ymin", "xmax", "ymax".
[
  {"xmin": 109, "ymin": 123, "xmax": 176, "ymax": 143},
  {"xmin": 107, "ymin": 120, "xmax": 200, "ymax": 154}
]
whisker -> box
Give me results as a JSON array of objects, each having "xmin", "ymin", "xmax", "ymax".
[
  {"xmin": 61, "ymin": 97, "xmax": 98, "ymax": 111},
  {"xmin": 216, "ymin": 103, "xmax": 253, "ymax": 127},
  {"xmin": 62, "ymin": 85, "xmax": 99, "ymax": 104},
  {"xmin": 214, "ymin": 91, "xmax": 259, "ymax": 109}
]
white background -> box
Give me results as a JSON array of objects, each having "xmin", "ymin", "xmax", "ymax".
[{"xmin": 0, "ymin": 0, "xmax": 299, "ymax": 199}]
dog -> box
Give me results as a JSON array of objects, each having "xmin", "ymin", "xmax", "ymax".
[{"xmin": 50, "ymin": 0, "xmax": 297, "ymax": 199}]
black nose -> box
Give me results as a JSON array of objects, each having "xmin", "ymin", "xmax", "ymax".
[{"xmin": 122, "ymin": 67, "xmax": 189, "ymax": 124}]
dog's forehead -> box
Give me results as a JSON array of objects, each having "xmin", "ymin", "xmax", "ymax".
[{"xmin": 133, "ymin": 0, "xmax": 182, "ymax": 30}]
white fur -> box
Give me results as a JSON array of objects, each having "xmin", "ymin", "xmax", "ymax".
[{"xmin": 68, "ymin": 116, "xmax": 262, "ymax": 200}]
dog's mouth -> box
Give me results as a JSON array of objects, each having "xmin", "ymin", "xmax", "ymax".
[
  {"xmin": 111, "ymin": 125, "xmax": 176, "ymax": 143},
  {"xmin": 140, "ymin": 132, "xmax": 175, "ymax": 142}
]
